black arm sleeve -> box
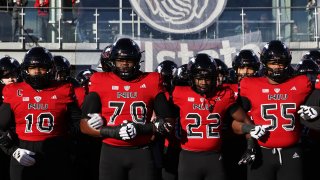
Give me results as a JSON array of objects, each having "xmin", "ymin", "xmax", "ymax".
[
  {"xmin": 227, "ymin": 103, "xmax": 241, "ymax": 115},
  {"xmin": 154, "ymin": 92, "xmax": 174, "ymax": 118},
  {"xmin": 300, "ymin": 89, "xmax": 320, "ymax": 130},
  {"xmin": 81, "ymin": 92, "xmax": 102, "ymax": 118},
  {"xmin": 0, "ymin": 103, "xmax": 14, "ymax": 130},
  {"xmin": 0, "ymin": 103, "xmax": 18, "ymax": 155},
  {"xmin": 237, "ymin": 96, "xmax": 251, "ymax": 112},
  {"xmin": 67, "ymin": 101, "xmax": 82, "ymax": 135}
]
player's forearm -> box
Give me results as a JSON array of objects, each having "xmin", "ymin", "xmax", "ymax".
[{"xmin": 80, "ymin": 119, "xmax": 101, "ymax": 137}]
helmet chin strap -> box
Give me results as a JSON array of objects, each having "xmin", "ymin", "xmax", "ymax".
[{"xmin": 266, "ymin": 66, "xmax": 292, "ymax": 83}]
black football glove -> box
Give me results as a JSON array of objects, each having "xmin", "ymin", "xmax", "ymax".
[
  {"xmin": 154, "ymin": 117, "xmax": 173, "ymax": 135},
  {"xmin": 0, "ymin": 130, "xmax": 13, "ymax": 147},
  {"xmin": 238, "ymin": 138, "xmax": 256, "ymax": 165}
]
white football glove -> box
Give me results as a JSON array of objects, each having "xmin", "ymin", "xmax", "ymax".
[
  {"xmin": 13, "ymin": 148, "xmax": 36, "ymax": 166},
  {"xmin": 250, "ymin": 125, "xmax": 270, "ymax": 139},
  {"xmin": 297, "ymin": 105, "xmax": 320, "ymax": 121},
  {"xmin": 87, "ymin": 113, "xmax": 104, "ymax": 129},
  {"xmin": 119, "ymin": 120, "xmax": 137, "ymax": 140}
]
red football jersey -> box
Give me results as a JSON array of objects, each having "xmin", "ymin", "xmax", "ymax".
[
  {"xmin": 89, "ymin": 72, "xmax": 163, "ymax": 147},
  {"xmin": 74, "ymin": 86, "xmax": 86, "ymax": 108},
  {"xmin": 172, "ymin": 86, "xmax": 236, "ymax": 152},
  {"xmin": 3, "ymin": 82, "xmax": 75, "ymax": 141},
  {"xmin": 240, "ymin": 75, "xmax": 312, "ymax": 148},
  {"xmin": 223, "ymin": 83, "xmax": 239, "ymax": 98}
]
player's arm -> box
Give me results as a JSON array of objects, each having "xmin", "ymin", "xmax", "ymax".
[
  {"xmin": 66, "ymin": 101, "xmax": 82, "ymax": 135},
  {"xmin": 230, "ymin": 97, "xmax": 269, "ymax": 139},
  {"xmin": 298, "ymin": 89, "xmax": 320, "ymax": 130},
  {"xmin": 228, "ymin": 103, "xmax": 251, "ymax": 134},
  {"xmin": 153, "ymin": 92, "xmax": 176, "ymax": 133},
  {"xmin": 0, "ymin": 103, "xmax": 19, "ymax": 156},
  {"xmin": 80, "ymin": 92, "xmax": 122, "ymax": 139},
  {"xmin": 228, "ymin": 99, "xmax": 260, "ymax": 165}
]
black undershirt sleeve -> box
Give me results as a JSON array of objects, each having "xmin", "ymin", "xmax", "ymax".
[
  {"xmin": 67, "ymin": 101, "xmax": 82, "ymax": 135},
  {"xmin": 227, "ymin": 103, "xmax": 241, "ymax": 115},
  {"xmin": 81, "ymin": 92, "xmax": 102, "ymax": 118},
  {"xmin": 0, "ymin": 103, "xmax": 18, "ymax": 155},
  {"xmin": 237, "ymin": 96, "xmax": 252, "ymax": 112},
  {"xmin": 0, "ymin": 103, "xmax": 14, "ymax": 130},
  {"xmin": 154, "ymin": 92, "xmax": 174, "ymax": 118}
]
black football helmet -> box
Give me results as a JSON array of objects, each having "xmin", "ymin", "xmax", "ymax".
[
  {"xmin": 53, "ymin": 55, "xmax": 71, "ymax": 82},
  {"xmin": 303, "ymin": 50, "xmax": 320, "ymax": 65},
  {"xmin": 100, "ymin": 45, "xmax": 113, "ymax": 72},
  {"xmin": 225, "ymin": 68, "xmax": 237, "ymax": 84},
  {"xmin": 0, "ymin": 56, "xmax": 21, "ymax": 84},
  {"xmin": 260, "ymin": 40, "xmax": 293, "ymax": 83},
  {"xmin": 296, "ymin": 59, "xmax": 319, "ymax": 75},
  {"xmin": 155, "ymin": 60, "xmax": 178, "ymax": 92},
  {"xmin": 21, "ymin": 47, "xmax": 55, "ymax": 89},
  {"xmin": 76, "ymin": 68, "xmax": 97, "ymax": 87},
  {"xmin": 214, "ymin": 58, "xmax": 228, "ymax": 85},
  {"xmin": 110, "ymin": 38, "xmax": 142, "ymax": 80},
  {"xmin": 187, "ymin": 53, "xmax": 217, "ymax": 95},
  {"xmin": 232, "ymin": 49, "xmax": 260, "ymax": 79},
  {"xmin": 174, "ymin": 64, "xmax": 189, "ymax": 86},
  {"xmin": 295, "ymin": 59, "xmax": 319, "ymax": 85}
]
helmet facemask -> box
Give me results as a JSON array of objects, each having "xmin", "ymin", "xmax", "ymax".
[
  {"xmin": 23, "ymin": 65, "xmax": 54, "ymax": 89},
  {"xmin": 263, "ymin": 59, "xmax": 292, "ymax": 83},
  {"xmin": 112, "ymin": 59, "xmax": 140, "ymax": 81},
  {"xmin": 190, "ymin": 70, "xmax": 216, "ymax": 95}
]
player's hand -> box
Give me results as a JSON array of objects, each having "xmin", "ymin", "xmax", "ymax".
[
  {"xmin": 87, "ymin": 113, "xmax": 104, "ymax": 129},
  {"xmin": 298, "ymin": 105, "xmax": 320, "ymax": 121},
  {"xmin": 250, "ymin": 125, "xmax": 270, "ymax": 139},
  {"xmin": 0, "ymin": 130, "xmax": 13, "ymax": 147},
  {"xmin": 238, "ymin": 148, "xmax": 256, "ymax": 165},
  {"xmin": 154, "ymin": 117, "xmax": 173, "ymax": 135},
  {"xmin": 119, "ymin": 120, "xmax": 137, "ymax": 140},
  {"xmin": 13, "ymin": 148, "xmax": 36, "ymax": 166}
]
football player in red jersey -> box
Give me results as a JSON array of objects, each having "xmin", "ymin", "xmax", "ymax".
[
  {"xmin": 74, "ymin": 68, "xmax": 101, "ymax": 180},
  {"xmin": 0, "ymin": 56, "xmax": 21, "ymax": 180},
  {"xmin": 80, "ymin": 38, "xmax": 175, "ymax": 180},
  {"xmin": 170, "ymin": 53, "xmax": 266, "ymax": 180},
  {"xmin": 75, "ymin": 68, "xmax": 97, "ymax": 107},
  {"xmin": 222, "ymin": 50, "xmax": 261, "ymax": 180},
  {"xmin": 0, "ymin": 47, "xmax": 82, "ymax": 180},
  {"xmin": 295, "ymin": 57, "xmax": 320, "ymax": 180},
  {"xmin": 155, "ymin": 60, "xmax": 179, "ymax": 180},
  {"xmin": 239, "ymin": 40, "xmax": 312, "ymax": 180}
]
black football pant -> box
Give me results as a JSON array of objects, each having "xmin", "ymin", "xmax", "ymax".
[
  {"xmin": 222, "ymin": 134, "xmax": 247, "ymax": 180},
  {"xmin": 178, "ymin": 149, "xmax": 225, "ymax": 180},
  {"xmin": 248, "ymin": 145, "xmax": 303, "ymax": 180},
  {"xmin": 0, "ymin": 149, "xmax": 10, "ymax": 180},
  {"xmin": 73, "ymin": 135, "xmax": 101, "ymax": 180},
  {"xmin": 10, "ymin": 137, "xmax": 72, "ymax": 180},
  {"xmin": 99, "ymin": 143, "xmax": 156, "ymax": 180},
  {"xmin": 303, "ymin": 142, "xmax": 320, "ymax": 180},
  {"xmin": 162, "ymin": 145, "xmax": 180, "ymax": 180}
]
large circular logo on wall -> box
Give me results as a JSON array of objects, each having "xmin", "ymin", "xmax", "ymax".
[{"xmin": 129, "ymin": 0, "xmax": 227, "ymax": 34}]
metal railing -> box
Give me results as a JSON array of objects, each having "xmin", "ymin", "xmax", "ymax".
[{"xmin": 0, "ymin": 6, "xmax": 318, "ymax": 49}]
